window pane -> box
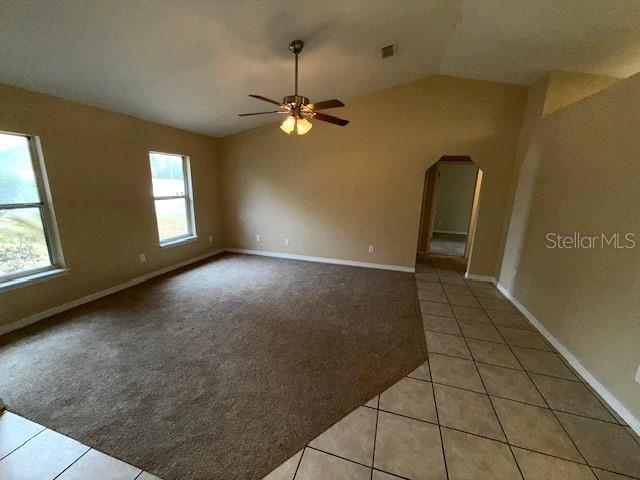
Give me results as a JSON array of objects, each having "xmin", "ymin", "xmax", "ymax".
[
  {"xmin": 154, "ymin": 198, "xmax": 189, "ymax": 241},
  {"xmin": 0, "ymin": 208, "xmax": 52, "ymax": 275},
  {"xmin": 0, "ymin": 133, "xmax": 40, "ymax": 204},
  {"xmin": 149, "ymin": 153, "xmax": 185, "ymax": 197}
]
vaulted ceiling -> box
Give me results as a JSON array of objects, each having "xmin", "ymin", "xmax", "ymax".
[{"xmin": 1, "ymin": 0, "xmax": 639, "ymax": 136}]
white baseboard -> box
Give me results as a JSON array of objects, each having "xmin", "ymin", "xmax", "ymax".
[
  {"xmin": 496, "ymin": 282, "xmax": 640, "ymax": 436},
  {"xmin": 2, "ymin": 247, "xmax": 414, "ymax": 336},
  {"xmin": 226, "ymin": 248, "xmax": 415, "ymax": 273},
  {"xmin": 464, "ymin": 272, "xmax": 496, "ymax": 284},
  {"xmin": 433, "ymin": 230, "xmax": 468, "ymax": 235},
  {"xmin": 0, "ymin": 249, "xmax": 224, "ymax": 336}
]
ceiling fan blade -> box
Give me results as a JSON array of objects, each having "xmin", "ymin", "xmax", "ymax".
[
  {"xmin": 249, "ymin": 94, "xmax": 284, "ymax": 106},
  {"xmin": 313, "ymin": 112, "xmax": 349, "ymax": 126},
  {"xmin": 238, "ymin": 111, "xmax": 286, "ymax": 116},
  {"xmin": 307, "ymin": 99, "xmax": 345, "ymax": 111}
]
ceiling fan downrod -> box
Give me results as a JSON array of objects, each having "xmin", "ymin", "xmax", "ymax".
[
  {"xmin": 289, "ymin": 40, "xmax": 303, "ymax": 97},
  {"xmin": 285, "ymin": 40, "xmax": 308, "ymax": 114}
]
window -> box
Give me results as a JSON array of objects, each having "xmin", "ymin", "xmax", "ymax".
[
  {"xmin": 149, "ymin": 152, "xmax": 196, "ymax": 246},
  {"xmin": 0, "ymin": 131, "xmax": 64, "ymax": 284}
]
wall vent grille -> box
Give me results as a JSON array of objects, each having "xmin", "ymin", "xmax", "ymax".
[{"xmin": 381, "ymin": 44, "xmax": 396, "ymax": 58}]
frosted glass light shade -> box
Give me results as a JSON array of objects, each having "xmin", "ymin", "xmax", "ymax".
[
  {"xmin": 296, "ymin": 117, "xmax": 312, "ymax": 135},
  {"xmin": 280, "ymin": 116, "xmax": 313, "ymax": 135},
  {"xmin": 280, "ymin": 116, "xmax": 296, "ymax": 134}
]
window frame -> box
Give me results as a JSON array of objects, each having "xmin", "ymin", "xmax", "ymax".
[
  {"xmin": 148, "ymin": 151, "xmax": 197, "ymax": 247},
  {"xmin": 0, "ymin": 130, "xmax": 66, "ymax": 286}
]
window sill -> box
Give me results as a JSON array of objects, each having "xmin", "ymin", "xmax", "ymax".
[
  {"xmin": 0, "ymin": 267, "xmax": 70, "ymax": 293},
  {"xmin": 160, "ymin": 235, "xmax": 198, "ymax": 249}
]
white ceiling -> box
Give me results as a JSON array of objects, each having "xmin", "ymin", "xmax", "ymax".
[{"xmin": 1, "ymin": 0, "xmax": 640, "ymax": 136}]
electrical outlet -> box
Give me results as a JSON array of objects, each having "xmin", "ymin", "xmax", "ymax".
[
  {"xmin": 368, "ymin": 245, "xmax": 375, "ymax": 253},
  {"xmin": 635, "ymin": 364, "xmax": 640, "ymax": 384},
  {"xmin": 139, "ymin": 253, "xmax": 146, "ymax": 263},
  {"xmin": 208, "ymin": 235, "xmax": 213, "ymax": 243},
  {"xmin": 284, "ymin": 238, "xmax": 290, "ymax": 246},
  {"xmin": 256, "ymin": 234, "xmax": 261, "ymax": 243}
]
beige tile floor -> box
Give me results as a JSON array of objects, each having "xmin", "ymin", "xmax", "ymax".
[
  {"xmin": 0, "ymin": 409, "xmax": 161, "ymax": 480},
  {"xmin": 1, "ymin": 255, "xmax": 639, "ymax": 479}
]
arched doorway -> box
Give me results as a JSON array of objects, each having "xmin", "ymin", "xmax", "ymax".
[{"xmin": 416, "ymin": 156, "xmax": 483, "ymax": 273}]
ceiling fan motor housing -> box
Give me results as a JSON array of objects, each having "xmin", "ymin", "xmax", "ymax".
[
  {"xmin": 283, "ymin": 95, "xmax": 309, "ymax": 106},
  {"xmin": 283, "ymin": 95, "xmax": 310, "ymax": 118}
]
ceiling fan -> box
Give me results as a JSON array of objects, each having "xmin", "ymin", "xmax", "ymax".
[{"xmin": 238, "ymin": 40, "xmax": 349, "ymax": 135}]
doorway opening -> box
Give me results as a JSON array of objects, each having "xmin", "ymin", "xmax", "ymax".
[{"xmin": 416, "ymin": 156, "xmax": 483, "ymax": 273}]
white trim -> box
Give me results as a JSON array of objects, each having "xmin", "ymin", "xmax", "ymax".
[
  {"xmin": 0, "ymin": 249, "xmax": 224, "ymax": 336},
  {"xmin": 464, "ymin": 272, "xmax": 496, "ymax": 284},
  {"xmin": 496, "ymin": 282, "xmax": 640, "ymax": 436},
  {"xmin": 0, "ymin": 268, "xmax": 70, "ymax": 293},
  {"xmin": 226, "ymin": 248, "xmax": 415, "ymax": 273},
  {"xmin": 433, "ymin": 230, "xmax": 468, "ymax": 235},
  {"xmin": 160, "ymin": 235, "xmax": 198, "ymax": 249},
  {"xmin": 1, "ymin": 247, "xmax": 415, "ymax": 336}
]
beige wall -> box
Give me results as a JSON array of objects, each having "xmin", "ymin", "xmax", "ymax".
[
  {"xmin": 498, "ymin": 74, "xmax": 551, "ymax": 290},
  {"xmin": 542, "ymin": 71, "xmax": 620, "ymax": 116},
  {"xmin": 498, "ymin": 70, "xmax": 621, "ymax": 290},
  {"xmin": 499, "ymin": 72, "xmax": 640, "ymax": 421},
  {"xmin": 0, "ymin": 83, "xmax": 223, "ymax": 328},
  {"xmin": 433, "ymin": 162, "xmax": 478, "ymax": 234},
  {"xmin": 220, "ymin": 75, "xmax": 527, "ymax": 274}
]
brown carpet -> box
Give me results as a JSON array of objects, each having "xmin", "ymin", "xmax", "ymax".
[{"xmin": 0, "ymin": 253, "xmax": 426, "ymax": 480}]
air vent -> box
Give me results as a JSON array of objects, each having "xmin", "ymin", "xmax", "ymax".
[{"xmin": 381, "ymin": 43, "xmax": 396, "ymax": 58}]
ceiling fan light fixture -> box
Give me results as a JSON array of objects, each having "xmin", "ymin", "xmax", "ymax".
[
  {"xmin": 280, "ymin": 115, "xmax": 296, "ymax": 134},
  {"xmin": 239, "ymin": 40, "xmax": 349, "ymax": 133},
  {"xmin": 296, "ymin": 117, "xmax": 312, "ymax": 135},
  {"xmin": 280, "ymin": 115, "xmax": 313, "ymax": 135}
]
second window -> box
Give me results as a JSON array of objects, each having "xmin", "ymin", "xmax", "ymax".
[{"xmin": 149, "ymin": 152, "xmax": 195, "ymax": 245}]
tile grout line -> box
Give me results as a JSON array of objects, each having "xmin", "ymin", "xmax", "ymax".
[
  {"xmin": 291, "ymin": 447, "xmax": 306, "ymax": 480},
  {"xmin": 423, "ymin": 348, "xmax": 583, "ymax": 383},
  {"xmin": 370, "ymin": 394, "xmax": 380, "ymax": 480},
  {"xmin": 378, "ymin": 404, "xmax": 639, "ymax": 476},
  {"xmin": 428, "ymin": 363, "xmax": 450, "ymax": 480},
  {"xmin": 408, "ymin": 374, "xmax": 624, "ymax": 426},
  {"xmin": 423, "ymin": 318, "xmax": 559, "ymax": 354},
  {"xmin": 305, "ymin": 445, "xmax": 373, "ymax": 474},
  {"xmin": 417, "ymin": 260, "xmax": 450, "ymax": 480},
  {"xmin": 435, "ymin": 264, "xmax": 526, "ymax": 480},
  {"xmin": 3, "ymin": 411, "xmax": 151, "ymax": 479},
  {"xmin": 0, "ymin": 424, "xmax": 47, "ymax": 462},
  {"xmin": 421, "ymin": 257, "xmax": 640, "ymax": 480},
  {"xmin": 52, "ymin": 445, "xmax": 92, "ymax": 479},
  {"xmin": 465, "ymin": 272, "xmax": 601, "ymax": 480}
]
